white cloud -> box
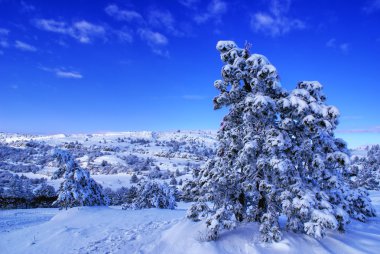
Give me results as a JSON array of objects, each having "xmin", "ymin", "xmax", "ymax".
[
  {"xmin": 138, "ymin": 29, "xmax": 169, "ymax": 57},
  {"xmin": 20, "ymin": 1, "xmax": 36, "ymax": 12},
  {"xmin": 35, "ymin": 19, "xmax": 106, "ymax": 44},
  {"xmin": 138, "ymin": 29, "xmax": 168, "ymax": 46},
  {"xmin": 326, "ymin": 38, "xmax": 336, "ymax": 48},
  {"xmin": 194, "ymin": 0, "xmax": 227, "ymax": 24},
  {"xmin": 56, "ymin": 70, "xmax": 83, "ymax": 79},
  {"xmin": 0, "ymin": 28, "xmax": 9, "ymax": 35},
  {"xmin": 115, "ymin": 29, "xmax": 133, "ymax": 43},
  {"xmin": 72, "ymin": 20, "xmax": 106, "ymax": 43},
  {"xmin": 326, "ymin": 38, "xmax": 350, "ymax": 53},
  {"xmin": 39, "ymin": 66, "xmax": 83, "ymax": 79},
  {"xmin": 152, "ymin": 48, "xmax": 170, "ymax": 58},
  {"xmin": 251, "ymin": 0, "xmax": 305, "ymax": 37},
  {"xmin": 105, "ymin": 4, "xmax": 143, "ymax": 22},
  {"xmin": 0, "ymin": 39, "xmax": 8, "ymax": 48},
  {"xmin": 363, "ymin": 0, "xmax": 380, "ymax": 13},
  {"xmin": 14, "ymin": 40, "xmax": 37, "ymax": 52},
  {"xmin": 340, "ymin": 43, "xmax": 350, "ymax": 53},
  {"xmin": 148, "ymin": 9, "xmax": 184, "ymax": 36},
  {"xmin": 0, "ymin": 28, "xmax": 9, "ymax": 48},
  {"xmin": 178, "ymin": 0, "xmax": 200, "ymax": 9}
]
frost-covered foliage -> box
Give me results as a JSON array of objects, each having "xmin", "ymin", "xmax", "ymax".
[
  {"xmin": 104, "ymin": 186, "xmax": 138, "ymax": 205},
  {"xmin": 0, "ymin": 170, "xmax": 56, "ymax": 208},
  {"xmin": 0, "ymin": 142, "xmax": 55, "ymax": 173},
  {"xmin": 122, "ymin": 181, "xmax": 176, "ymax": 210},
  {"xmin": 188, "ymin": 41, "xmax": 376, "ymax": 242},
  {"xmin": 349, "ymin": 145, "xmax": 380, "ymax": 190},
  {"xmin": 53, "ymin": 150, "xmax": 108, "ymax": 209}
]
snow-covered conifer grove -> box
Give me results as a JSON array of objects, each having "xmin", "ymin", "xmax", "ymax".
[{"xmin": 187, "ymin": 41, "xmax": 376, "ymax": 242}]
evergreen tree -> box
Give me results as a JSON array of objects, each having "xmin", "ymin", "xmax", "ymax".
[
  {"xmin": 170, "ymin": 176, "xmax": 178, "ymax": 185},
  {"xmin": 188, "ymin": 41, "xmax": 376, "ymax": 242},
  {"xmin": 122, "ymin": 180, "xmax": 176, "ymax": 210},
  {"xmin": 53, "ymin": 150, "xmax": 108, "ymax": 209},
  {"xmin": 130, "ymin": 173, "xmax": 139, "ymax": 184}
]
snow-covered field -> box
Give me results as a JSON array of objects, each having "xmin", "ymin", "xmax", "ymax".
[{"xmin": 0, "ymin": 192, "xmax": 379, "ymax": 254}]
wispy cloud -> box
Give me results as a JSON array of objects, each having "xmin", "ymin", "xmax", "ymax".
[
  {"xmin": 20, "ymin": 1, "xmax": 35, "ymax": 13},
  {"xmin": 0, "ymin": 28, "xmax": 9, "ymax": 35},
  {"xmin": 0, "ymin": 28, "xmax": 9, "ymax": 48},
  {"xmin": 105, "ymin": 4, "xmax": 143, "ymax": 23},
  {"xmin": 363, "ymin": 0, "xmax": 380, "ymax": 13},
  {"xmin": 326, "ymin": 38, "xmax": 350, "ymax": 53},
  {"xmin": 251, "ymin": 0, "xmax": 305, "ymax": 37},
  {"xmin": 56, "ymin": 70, "xmax": 83, "ymax": 79},
  {"xmin": 194, "ymin": 0, "xmax": 227, "ymax": 24},
  {"xmin": 147, "ymin": 9, "xmax": 185, "ymax": 37},
  {"xmin": 326, "ymin": 38, "xmax": 336, "ymax": 48},
  {"xmin": 178, "ymin": 0, "xmax": 200, "ymax": 9},
  {"xmin": 34, "ymin": 19, "xmax": 106, "ymax": 44},
  {"xmin": 337, "ymin": 126, "xmax": 380, "ymax": 134},
  {"xmin": 0, "ymin": 40, "xmax": 8, "ymax": 48},
  {"xmin": 339, "ymin": 43, "xmax": 350, "ymax": 53},
  {"xmin": 14, "ymin": 40, "xmax": 37, "ymax": 52},
  {"xmin": 138, "ymin": 28, "xmax": 169, "ymax": 57},
  {"xmin": 138, "ymin": 28, "xmax": 168, "ymax": 46},
  {"xmin": 39, "ymin": 66, "xmax": 83, "ymax": 79},
  {"xmin": 115, "ymin": 29, "xmax": 133, "ymax": 43}
]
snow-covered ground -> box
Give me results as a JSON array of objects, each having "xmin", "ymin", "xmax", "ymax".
[{"xmin": 1, "ymin": 192, "xmax": 379, "ymax": 254}]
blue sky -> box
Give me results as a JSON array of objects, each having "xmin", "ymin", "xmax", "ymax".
[{"xmin": 0, "ymin": 0, "xmax": 380, "ymax": 147}]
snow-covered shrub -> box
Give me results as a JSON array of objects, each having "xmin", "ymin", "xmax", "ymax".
[
  {"xmin": 53, "ymin": 150, "xmax": 108, "ymax": 209},
  {"xmin": 0, "ymin": 170, "xmax": 56, "ymax": 208},
  {"xmin": 104, "ymin": 186, "xmax": 138, "ymax": 205},
  {"xmin": 32, "ymin": 182, "xmax": 57, "ymax": 207},
  {"xmin": 349, "ymin": 155, "xmax": 379, "ymax": 190},
  {"xmin": 188, "ymin": 41, "xmax": 376, "ymax": 242},
  {"xmin": 122, "ymin": 181, "xmax": 176, "ymax": 210}
]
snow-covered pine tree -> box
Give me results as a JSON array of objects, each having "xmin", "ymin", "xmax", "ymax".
[
  {"xmin": 53, "ymin": 150, "xmax": 108, "ymax": 209},
  {"xmin": 278, "ymin": 81, "xmax": 375, "ymax": 237},
  {"xmin": 187, "ymin": 41, "xmax": 376, "ymax": 242}
]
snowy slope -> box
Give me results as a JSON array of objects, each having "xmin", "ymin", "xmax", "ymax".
[
  {"xmin": 0, "ymin": 130, "xmax": 217, "ymax": 190},
  {"xmin": 1, "ymin": 193, "xmax": 380, "ymax": 254}
]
